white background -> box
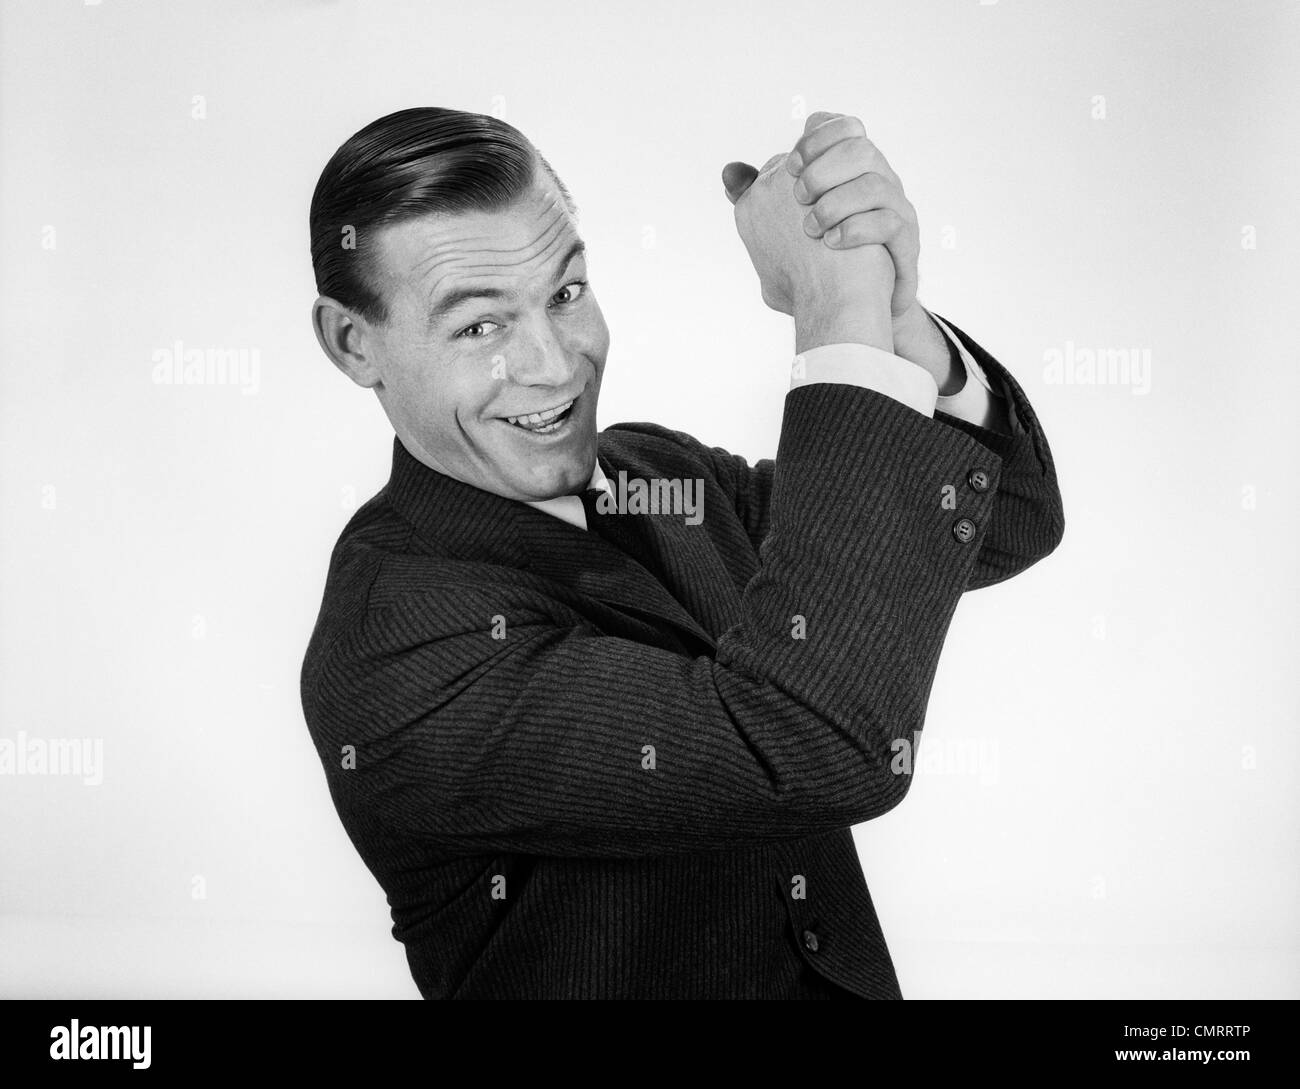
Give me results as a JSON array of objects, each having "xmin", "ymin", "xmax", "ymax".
[{"xmin": 1, "ymin": 0, "xmax": 1296, "ymax": 998}]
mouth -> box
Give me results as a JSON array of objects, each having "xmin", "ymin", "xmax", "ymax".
[{"xmin": 499, "ymin": 395, "xmax": 579, "ymax": 436}]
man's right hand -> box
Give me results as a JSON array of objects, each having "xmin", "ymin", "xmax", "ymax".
[{"xmin": 723, "ymin": 153, "xmax": 896, "ymax": 353}]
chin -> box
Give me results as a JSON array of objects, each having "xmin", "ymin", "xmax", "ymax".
[
  {"xmin": 491, "ymin": 424, "xmax": 597, "ymax": 500},
  {"xmin": 517, "ymin": 457, "xmax": 587, "ymax": 501}
]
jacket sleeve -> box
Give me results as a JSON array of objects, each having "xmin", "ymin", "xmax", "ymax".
[
  {"xmin": 930, "ymin": 315, "xmax": 1065, "ymax": 589},
  {"xmin": 676, "ymin": 318, "xmax": 1064, "ymax": 590},
  {"xmin": 303, "ymin": 384, "xmax": 1017, "ymax": 861}
]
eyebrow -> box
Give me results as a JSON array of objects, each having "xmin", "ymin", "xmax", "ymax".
[{"xmin": 428, "ymin": 239, "xmax": 587, "ymax": 324}]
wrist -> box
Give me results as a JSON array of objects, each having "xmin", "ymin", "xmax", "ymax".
[
  {"xmin": 793, "ymin": 294, "xmax": 894, "ymax": 354},
  {"xmin": 893, "ymin": 303, "xmax": 963, "ymax": 395}
]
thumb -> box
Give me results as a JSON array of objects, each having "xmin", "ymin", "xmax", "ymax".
[{"xmin": 721, "ymin": 161, "xmax": 758, "ymax": 205}]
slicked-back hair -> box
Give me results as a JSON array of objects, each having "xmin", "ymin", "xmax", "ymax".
[{"xmin": 309, "ymin": 107, "xmax": 573, "ymax": 325}]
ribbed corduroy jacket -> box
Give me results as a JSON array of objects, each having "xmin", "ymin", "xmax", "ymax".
[{"xmin": 300, "ymin": 318, "xmax": 1065, "ymax": 999}]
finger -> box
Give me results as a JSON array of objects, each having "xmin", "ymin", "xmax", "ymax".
[
  {"xmin": 823, "ymin": 210, "xmax": 919, "ymax": 314},
  {"xmin": 792, "ymin": 137, "xmax": 899, "ymax": 204},
  {"xmin": 721, "ymin": 161, "xmax": 759, "ymax": 205},
  {"xmin": 787, "ymin": 114, "xmax": 866, "ymax": 175},
  {"xmin": 801, "ymin": 173, "xmax": 902, "ymax": 238},
  {"xmin": 802, "ymin": 110, "xmax": 846, "ymax": 136},
  {"xmin": 822, "ymin": 208, "xmax": 908, "ymax": 249}
]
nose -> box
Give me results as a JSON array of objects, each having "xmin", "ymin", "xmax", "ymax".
[{"xmin": 507, "ymin": 315, "xmax": 577, "ymax": 388}]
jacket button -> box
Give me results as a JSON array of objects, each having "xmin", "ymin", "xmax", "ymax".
[
  {"xmin": 953, "ymin": 518, "xmax": 977, "ymax": 544},
  {"xmin": 968, "ymin": 468, "xmax": 990, "ymax": 493},
  {"xmin": 803, "ymin": 929, "xmax": 820, "ymax": 953}
]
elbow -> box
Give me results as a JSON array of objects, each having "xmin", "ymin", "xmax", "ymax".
[
  {"xmin": 839, "ymin": 721, "xmax": 940, "ymax": 823},
  {"xmin": 869, "ymin": 737, "xmax": 919, "ymax": 817},
  {"xmin": 1042, "ymin": 495, "xmax": 1066, "ymax": 558},
  {"xmin": 821, "ymin": 768, "xmax": 912, "ymax": 827},
  {"xmin": 1014, "ymin": 494, "xmax": 1067, "ymax": 574},
  {"xmin": 799, "ymin": 716, "xmax": 919, "ymax": 827}
]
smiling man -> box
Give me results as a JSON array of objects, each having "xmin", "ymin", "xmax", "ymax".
[
  {"xmin": 372, "ymin": 211, "xmax": 598, "ymax": 499},
  {"xmin": 301, "ymin": 106, "xmax": 1064, "ymax": 999},
  {"xmin": 310, "ymin": 127, "xmax": 604, "ymax": 502}
]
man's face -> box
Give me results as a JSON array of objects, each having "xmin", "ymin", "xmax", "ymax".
[{"xmin": 363, "ymin": 171, "xmax": 609, "ymax": 502}]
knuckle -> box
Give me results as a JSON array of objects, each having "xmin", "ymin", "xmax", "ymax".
[
  {"xmin": 805, "ymin": 110, "xmax": 840, "ymax": 133},
  {"xmin": 838, "ymin": 215, "xmax": 867, "ymax": 245},
  {"xmin": 853, "ymin": 173, "xmax": 891, "ymax": 207},
  {"xmin": 857, "ymin": 172, "xmax": 887, "ymax": 199},
  {"xmin": 797, "ymin": 162, "xmax": 823, "ymax": 198},
  {"xmin": 852, "ymin": 133, "xmax": 877, "ymax": 156}
]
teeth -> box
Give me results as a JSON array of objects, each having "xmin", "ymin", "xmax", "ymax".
[{"xmin": 507, "ymin": 399, "xmax": 574, "ymax": 427}]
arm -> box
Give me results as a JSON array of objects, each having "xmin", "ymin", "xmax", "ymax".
[
  {"xmin": 710, "ymin": 111, "xmax": 1062, "ymax": 581},
  {"xmin": 896, "ymin": 305, "xmax": 1014, "ymax": 435},
  {"xmin": 303, "ymin": 382, "xmax": 1005, "ymax": 861},
  {"xmin": 678, "ymin": 314, "xmax": 1064, "ymax": 586}
]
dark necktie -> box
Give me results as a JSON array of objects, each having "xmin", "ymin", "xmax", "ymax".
[
  {"xmin": 579, "ymin": 488, "xmax": 665, "ymax": 583},
  {"xmin": 579, "ymin": 487, "xmax": 699, "ymax": 656},
  {"xmin": 579, "ymin": 486, "xmax": 712, "ymax": 657}
]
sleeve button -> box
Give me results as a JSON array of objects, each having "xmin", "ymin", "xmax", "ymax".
[
  {"xmin": 953, "ymin": 517, "xmax": 977, "ymax": 544},
  {"xmin": 802, "ymin": 929, "xmax": 820, "ymax": 953},
  {"xmin": 968, "ymin": 468, "xmax": 990, "ymax": 493}
]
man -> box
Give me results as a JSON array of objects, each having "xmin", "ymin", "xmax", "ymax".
[{"xmin": 301, "ymin": 106, "xmax": 1064, "ymax": 999}]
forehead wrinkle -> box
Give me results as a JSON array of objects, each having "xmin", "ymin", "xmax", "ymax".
[
  {"xmin": 446, "ymin": 211, "xmax": 570, "ymax": 278},
  {"xmin": 418, "ymin": 212, "xmax": 580, "ymax": 317},
  {"xmin": 408, "ymin": 202, "xmax": 568, "ymax": 283}
]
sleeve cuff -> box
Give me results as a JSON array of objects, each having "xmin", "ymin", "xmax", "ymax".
[
  {"xmin": 929, "ymin": 312, "xmax": 1004, "ymax": 429},
  {"xmin": 791, "ymin": 343, "xmax": 938, "ymax": 417}
]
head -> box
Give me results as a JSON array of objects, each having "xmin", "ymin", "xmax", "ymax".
[{"xmin": 310, "ymin": 107, "xmax": 609, "ymax": 502}]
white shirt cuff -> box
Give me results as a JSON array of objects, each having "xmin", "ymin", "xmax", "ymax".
[
  {"xmin": 790, "ymin": 343, "xmax": 938, "ymax": 417},
  {"xmin": 930, "ymin": 313, "xmax": 1001, "ymax": 429}
]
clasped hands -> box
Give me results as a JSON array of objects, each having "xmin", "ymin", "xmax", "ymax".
[{"xmin": 723, "ymin": 111, "xmax": 942, "ymax": 364}]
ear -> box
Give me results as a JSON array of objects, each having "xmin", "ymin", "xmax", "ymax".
[{"xmin": 312, "ymin": 296, "xmax": 384, "ymax": 389}]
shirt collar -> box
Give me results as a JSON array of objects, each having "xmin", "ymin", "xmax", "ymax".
[{"xmin": 523, "ymin": 458, "xmax": 613, "ymax": 532}]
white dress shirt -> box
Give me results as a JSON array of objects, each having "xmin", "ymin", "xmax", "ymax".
[{"xmin": 530, "ymin": 312, "xmax": 1005, "ymax": 532}]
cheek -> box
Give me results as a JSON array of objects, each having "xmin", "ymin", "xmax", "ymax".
[
  {"xmin": 385, "ymin": 333, "xmax": 484, "ymax": 421},
  {"xmin": 576, "ymin": 303, "xmax": 611, "ymax": 358},
  {"xmin": 379, "ymin": 329, "xmax": 433, "ymax": 388},
  {"xmin": 436, "ymin": 360, "xmax": 495, "ymax": 424}
]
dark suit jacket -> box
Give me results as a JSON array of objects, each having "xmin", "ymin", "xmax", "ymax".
[{"xmin": 300, "ymin": 318, "xmax": 1065, "ymax": 999}]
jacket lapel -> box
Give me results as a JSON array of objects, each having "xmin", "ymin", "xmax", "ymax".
[
  {"xmin": 513, "ymin": 506, "xmax": 716, "ymax": 655},
  {"xmin": 383, "ymin": 438, "xmax": 718, "ymax": 656}
]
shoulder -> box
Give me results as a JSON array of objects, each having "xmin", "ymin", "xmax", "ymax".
[
  {"xmin": 600, "ymin": 420, "xmax": 730, "ymax": 481},
  {"xmin": 301, "ymin": 493, "xmax": 461, "ymax": 685},
  {"xmin": 300, "ymin": 490, "xmax": 559, "ymax": 691}
]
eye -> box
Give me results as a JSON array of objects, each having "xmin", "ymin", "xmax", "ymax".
[
  {"xmin": 551, "ymin": 280, "xmax": 588, "ymax": 306},
  {"xmin": 455, "ymin": 320, "xmax": 500, "ymax": 340}
]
